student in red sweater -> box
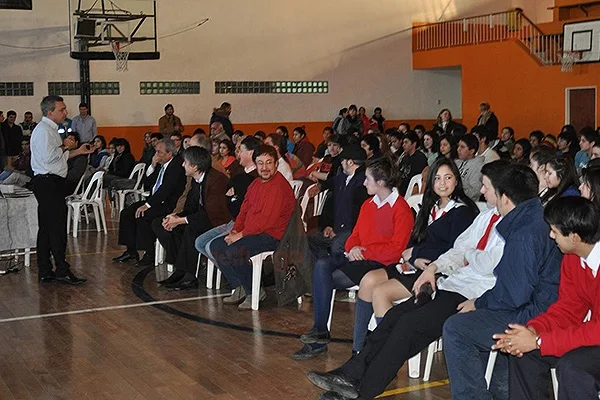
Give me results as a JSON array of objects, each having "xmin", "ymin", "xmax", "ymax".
[
  {"xmin": 293, "ymin": 153, "xmax": 414, "ymax": 359},
  {"xmin": 210, "ymin": 145, "xmax": 295, "ymax": 310},
  {"xmin": 492, "ymin": 196, "xmax": 600, "ymax": 400}
]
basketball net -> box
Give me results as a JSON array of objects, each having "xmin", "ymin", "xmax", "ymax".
[
  {"xmin": 561, "ymin": 51, "xmax": 581, "ymax": 73},
  {"xmin": 111, "ymin": 41, "xmax": 130, "ymax": 72}
]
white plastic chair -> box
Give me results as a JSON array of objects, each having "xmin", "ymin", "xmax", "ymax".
[
  {"xmin": 205, "ymin": 258, "xmax": 223, "ymax": 289},
  {"xmin": 154, "ymin": 239, "xmax": 165, "ymax": 267},
  {"xmin": 291, "ymin": 180, "xmax": 303, "ymax": 199},
  {"xmin": 66, "ymin": 173, "xmax": 86, "ymax": 201},
  {"xmin": 404, "ymin": 174, "xmax": 423, "ymax": 198},
  {"xmin": 67, "ymin": 171, "xmax": 107, "ymax": 238},
  {"xmin": 116, "ymin": 163, "xmax": 146, "ymax": 212},
  {"xmin": 406, "ymin": 194, "xmax": 423, "ymax": 214},
  {"xmin": 299, "ymin": 183, "xmax": 329, "ymax": 230}
]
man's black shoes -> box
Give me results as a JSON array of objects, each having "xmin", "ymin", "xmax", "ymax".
[
  {"xmin": 112, "ymin": 251, "xmax": 138, "ymax": 263},
  {"xmin": 300, "ymin": 328, "xmax": 331, "ymax": 344},
  {"xmin": 306, "ymin": 370, "xmax": 360, "ymax": 399},
  {"xmin": 55, "ymin": 272, "xmax": 87, "ymax": 285}
]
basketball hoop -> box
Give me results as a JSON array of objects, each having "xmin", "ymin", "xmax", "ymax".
[
  {"xmin": 561, "ymin": 51, "xmax": 582, "ymax": 73},
  {"xmin": 111, "ymin": 40, "xmax": 130, "ymax": 72}
]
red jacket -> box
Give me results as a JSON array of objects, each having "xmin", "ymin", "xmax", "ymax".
[
  {"xmin": 233, "ymin": 172, "xmax": 295, "ymax": 240},
  {"xmin": 528, "ymin": 252, "xmax": 600, "ymax": 357},
  {"xmin": 344, "ymin": 192, "xmax": 414, "ymax": 265}
]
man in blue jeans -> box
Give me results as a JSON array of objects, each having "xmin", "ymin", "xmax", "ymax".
[{"xmin": 442, "ymin": 165, "xmax": 563, "ymax": 400}]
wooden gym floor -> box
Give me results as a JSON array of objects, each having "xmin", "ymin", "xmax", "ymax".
[{"xmin": 0, "ymin": 217, "xmax": 453, "ymax": 400}]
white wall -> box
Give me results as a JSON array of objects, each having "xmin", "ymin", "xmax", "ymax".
[
  {"xmin": 0, "ymin": 0, "xmax": 515, "ymax": 126},
  {"xmin": 511, "ymin": 0, "xmax": 554, "ymax": 23}
]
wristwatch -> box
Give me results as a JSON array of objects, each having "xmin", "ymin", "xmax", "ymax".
[{"xmin": 535, "ymin": 335, "xmax": 542, "ymax": 349}]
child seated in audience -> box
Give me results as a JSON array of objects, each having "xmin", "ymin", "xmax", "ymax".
[
  {"xmin": 293, "ymin": 156, "xmax": 414, "ymax": 360},
  {"xmin": 541, "ymin": 155, "xmax": 580, "ymax": 205},
  {"xmin": 89, "ymin": 135, "xmax": 108, "ymax": 169},
  {"xmin": 351, "ymin": 157, "xmax": 480, "ymax": 353},
  {"xmin": 292, "ymin": 126, "xmax": 316, "ymax": 167},
  {"xmin": 455, "ymin": 134, "xmax": 484, "ymax": 201},
  {"xmin": 493, "ymin": 197, "xmax": 600, "ymax": 400},
  {"xmin": 511, "ymin": 138, "xmax": 531, "ymax": 165},
  {"xmin": 574, "ymin": 127, "xmax": 599, "ymax": 175},
  {"xmin": 529, "ymin": 147, "xmax": 555, "ymax": 198},
  {"xmin": 580, "ymin": 158, "xmax": 600, "ymax": 209},
  {"xmin": 529, "ymin": 130, "xmax": 545, "ymax": 149}
]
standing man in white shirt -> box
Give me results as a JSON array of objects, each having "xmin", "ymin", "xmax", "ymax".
[
  {"xmin": 70, "ymin": 102, "xmax": 97, "ymax": 144},
  {"xmin": 31, "ymin": 95, "xmax": 93, "ymax": 285}
]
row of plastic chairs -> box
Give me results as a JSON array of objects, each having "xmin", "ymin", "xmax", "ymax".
[{"xmin": 66, "ymin": 171, "xmax": 108, "ymax": 238}]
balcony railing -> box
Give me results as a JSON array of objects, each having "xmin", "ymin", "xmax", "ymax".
[{"xmin": 413, "ymin": 9, "xmax": 564, "ymax": 66}]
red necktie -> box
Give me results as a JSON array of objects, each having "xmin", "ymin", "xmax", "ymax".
[
  {"xmin": 476, "ymin": 213, "xmax": 500, "ymax": 250},
  {"xmin": 431, "ymin": 208, "xmax": 447, "ymax": 221}
]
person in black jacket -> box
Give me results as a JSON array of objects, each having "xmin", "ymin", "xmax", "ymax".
[
  {"xmin": 308, "ymin": 145, "xmax": 370, "ymax": 260},
  {"xmin": 103, "ymin": 138, "xmax": 135, "ymax": 187},
  {"xmin": 476, "ymin": 102, "xmax": 499, "ymax": 138},
  {"xmin": 65, "ymin": 131, "xmax": 89, "ymax": 195},
  {"xmin": 113, "ymin": 138, "xmax": 186, "ymax": 267},
  {"xmin": 210, "ymin": 102, "xmax": 234, "ymax": 138},
  {"xmin": 152, "ymin": 147, "xmax": 231, "ymax": 290}
]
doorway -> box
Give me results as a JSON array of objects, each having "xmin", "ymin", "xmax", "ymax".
[{"xmin": 565, "ymin": 87, "xmax": 597, "ymax": 132}]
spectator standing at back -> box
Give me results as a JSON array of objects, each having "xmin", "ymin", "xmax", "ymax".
[
  {"xmin": 210, "ymin": 102, "xmax": 233, "ymax": 138},
  {"xmin": 20, "ymin": 111, "xmax": 37, "ymax": 135},
  {"xmin": 333, "ymin": 108, "xmax": 348, "ymax": 135},
  {"xmin": 476, "ymin": 102, "xmax": 499, "ymax": 137},
  {"xmin": 159, "ymin": 104, "xmax": 184, "ymax": 135},
  {"xmin": 71, "ymin": 103, "xmax": 97, "ymax": 143},
  {"xmin": 1, "ymin": 110, "xmax": 23, "ymax": 169},
  {"xmin": 339, "ymin": 105, "xmax": 363, "ymax": 136},
  {"xmin": 371, "ymin": 107, "xmax": 385, "ymax": 132}
]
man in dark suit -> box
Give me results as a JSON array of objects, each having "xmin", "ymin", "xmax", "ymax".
[
  {"xmin": 152, "ymin": 147, "xmax": 231, "ymax": 289},
  {"xmin": 308, "ymin": 145, "xmax": 370, "ymax": 260},
  {"xmin": 113, "ymin": 138, "xmax": 186, "ymax": 266}
]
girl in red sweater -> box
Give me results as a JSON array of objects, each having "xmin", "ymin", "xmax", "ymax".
[{"xmin": 292, "ymin": 154, "xmax": 414, "ymax": 360}]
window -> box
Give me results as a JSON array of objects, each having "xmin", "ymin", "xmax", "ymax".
[
  {"xmin": 0, "ymin": 82, "xmax": 34, "ymax": 96},
  {"xmin": 214, "ymin": 81, "xmax": 329, "ymax": 94},
  {"xmin": 0, "ymin": 0, "xmax": 32, "ymax": 10},
  {"xmin": 140, "ymin": 82, "xmax": 200, "ymax": 95},
  {"xmin": 48, "ymin": 82, "xmax": 120, "ymax": 96}
]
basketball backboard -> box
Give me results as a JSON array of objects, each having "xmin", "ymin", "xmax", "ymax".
[
  {"xmin": 563, "ymin": 19, "xmax": 600, "ymax": 64},
  {"xmin": 69, "ymin": 0, "xmax": 159, "ymax": 60}
]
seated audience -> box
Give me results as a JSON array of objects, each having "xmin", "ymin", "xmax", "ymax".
[
  {"xmin": 315, "ymin": 127, "xmax": 334, "ymax": 159},
  {"xmin": 292, "ymin": 126, "xmax": 316, "ymax": 167},
  {"xmin": 65, "ymin": 132, "xmax": 89, "ymax": 194},
  {"xmin": 575, "ymin": 127, "xmax": 599, "ymax": 174},
  {"xmin": 304, "ymin": 161, "xmax": 512, "ymax": 399},
  {"xmin": 371, "ymin": 107, "xmax": 385, "ymax": 132},
  {"xmin": 398, "ymin": 122, "xmax": 410, "ymax": 134},
  {"xmin": 529, "ymin": 130, "xmax": 545, "ymax": 149},
  {"xmin": 253, "ymin": 130, "xmax": 266, "ymax": 142},
  {"xmin": 414, "ymin": 124, "xmax": 425, "ymax": 140},
  {"xmin": 308, "ymin": 134, "xmax": 343, "ymax": 185},
  {"xmin": 398, "ymin": 131, "xmax": 428, "ymax": 195},
  {"xmin": 113, "ymin": 139, "xmax": 186, "ymax": 266},
  {"xmin": 264, "ymin": 133, "xmax": 294, "ymax": 183},
  {"xmin": 541, "ymin": 134, "xmax": 557, "ymax": 151},
  {"xmin": 275, "ymin": 125, "xmax": 295, "ymax": 155},
  {"xmin": 0, "ymin": 135, "xmax": 32, "ymax": 186},
  {"xmin": 19, "ymin": 111, "xmax": 37, "ymax": 135},
  {"xmin": 541, "ymin": 155, "xmax": 580, "ymax": 205},
  {"xmin": 493, "ymin": 197, "xmax": 600, "ymax": 400},
  {"xmin": 182, "ymin": 135, "xmax": 191, "ymax": 150},
  {"xmin": 231, "ymin": 129, "xmax": 245, "ymax": 145},
  {"xmin": 580, "ymin": 159, "xmax": 600, "ymax": 208},
  {"xmin": 170, "ymin": 132, "xmax": 183, "ymax": 155},
  {"xmin": 293, "ymin": 157, "xmax": 414, "ymax": 360},
  {"xmin": 218, "ymin": 138, "xmax": 236, "ymax": 169},
  {"xmin": 442, "ymin": 164, "xmax": 562, "ymax": 400},
  {"xmin": 387, "ymin": 131, "xmax": 402, "ymax": 155},
  {"xmin": 557, "ymin": 125, "xmax": 579, "ymax": 159},
  {"xmin": 435, "ymin": 108, "xmax": 463, "ymax": 136},
  {"xmin": 530, "ymin": 147, "xmax": 555, "ymax": 198},
  {"xmin": 473, "ymin": 126, "xmax": 500, "ymax": 164},
  {"xmin": 421, "ymin": 131, "xmax": 439, "ymax": 165},
  {"xmin": 89, "ymin": 135, "xmax": 108, "ymax": 169},
  {"xmin": 493, "ymin": 126, "xmax": 515, "ymax": 159},
  {"xmin": 438, "ymin": 134, "xmax": 458, "ymax": 160},
  {"xmin": 455, "ymin": 134, "xmax": 485, "ymax": 201},
  {"xmin": 307, "ymin": 145, "xmax": 369, "ymax": 261},
  {"xmin": 511, "ymin": 138, "xmax": 531, "ymax": 165},
  {"xmin": 103, "ymin": 137, "xmax": 135, "ymax": 187},
  {"xmin": 591, "ymin": 140, "xmax": 600, "ymax": 160},
  {"xmin": 360, "ymin": 133, "xmax": 381, "ymax": 160},
  {"xmin": 98, "ymin": 141, "xmax": 115, "ymax": 172},
  {"xmin": 194, "ymin": 136, "xmax": 261, "ymax": 270},
  {"xmin": 353, "ymin": 157, "xmax": 481, "ymax": 352},
  {"xmin": 210, "ymin": 145, "xmax": 295, "ymax": 310},
  {"xmin": 339, "ymin": 105, "xmax": 363, "ymax": 137},
  {"xmin": 153, "ymin": 147, "xmax": 231, "ymax": 290},
  {"xmin": 476, "ymin": 102, "xmax": 499, "ymax": 137},
  {"xmin": 139, "ymin": 132, "xmax": 155, "ymax": 165}
]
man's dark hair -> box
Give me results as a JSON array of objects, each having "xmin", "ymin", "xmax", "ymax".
[
  {"xmin": 579, "ymin": 126, "xmax": 600, "ymax": 144},
  {"xmin": 254, "ymin": 130, "xmax": 266, "ymax": 140},
  {"xmin": 79, "ymin": 102, "xmax": 88, "ymax": 109},
  {"xmin": 183, "ymin": 146, "xmax": 212, "ymax": 173},
  {"xmin": 327, "ymin": 134, "xmax": 342, "ymax": 145},
  {"xmin": 67, "ymin": 131, "xmax": 81, "ymax": 144},
  {"xmin": 240, "ymin": 135, "xmax": 261, "ymax": 155},
  {"xmin": 388, "ymin": 131, "xmax": 403, "ymax": 141},
  {"xmin": 221, "ymin": 102, "xmax": 231, "ymax": 108},
  {"xmin": 399, "ymin": 122, "xmax": 411, "ymax": 131},
  {"xmin": 481, "ymin": 159, "xmax": 510, "ymax": 188},
  {"xmin": 374, "ymin": 107, "xmax": 382, "ymax": 113},
  {"xmin": 459, "ymin": 133, "xmax": 479, "ymax": 153},
  {"xmin": 7, "ymin": 110, "xmax": 16, "ymax": 117},
  {"xmin": 266, "ymin": 133, "xmax": 287, "ymax": 158},
  {"xmin": 164, "ymin": 103, "xmax": 173, "ymax": 111},
  {"xmin": 544, "ymin": 197, "xmax": 600, "ymax": 244},
  {"xmin": 348, "ymin": 104, "xmax": 357, "ymax": 111},
  {"xmin": 403, "ymin": 130, "xmax": 419, "ymax": 144},
  {"xmin": 361, "ymin": 133, "xmax": 381, "ymax": 154},
  {"xmin": 151, "ymin": 132, "xmax": 164, "ymax": 140},
  {"xmin": 252, "ymin": 144, "xmax": 279, "ymax": 163},
  {"xmin": 582, "ymin": 160, "xmax": 600, "ymax": 209},
  {"xmin": 24, "ymin": 111, "xmax": 33, "ymax": 116},
  {"xmin": 494, "ymin": 164, "xmax": 539, "ymax": 206},
  {"xmin": 193, "ymin": 128, "xmax": 206, "ymax": 135},
  {"xmin": 471, "ymin": 125, "xmax": 495, "ymax": 144},
  {"xmin": 502, "ymin": 126, "xmax": 515, "ymax": 137},
  {"xmin": 529, "ymin": 130, "xmax": 545, "ymax": 143},
  {"xmin": 41, "ymin": 95, "xmax": 64, "ymax": 116},
  {"xmin": 323, "ymin": 126, "xmax": 334, "ymax": 135},
  {"xmin": 170, "ymin": 132, "xmax": 183, "ymax": 140},
  {"xmin": 414, "ymin": 124, "xmax": 425, "ymax": 132}
]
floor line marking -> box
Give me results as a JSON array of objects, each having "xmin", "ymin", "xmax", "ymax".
[
  {"xmin": 377, "ymin": 379, "xmax": 450, "ymax": 398},
  {"xmin": 0, "ymin": 293, "xmax": 229, "ymax": 323}
]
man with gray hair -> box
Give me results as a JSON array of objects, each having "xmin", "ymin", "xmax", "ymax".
[
  {"xmin": 31, "ymin": 95, "xmax": 94, "ymax": 285},
  {"xmin": 113, "ymin": 138, "xmax": 186, "ymax": 267}
]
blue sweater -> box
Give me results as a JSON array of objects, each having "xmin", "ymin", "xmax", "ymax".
[{"xmin": 474, "ymin": 197, "xmax": 562, "ymax": 324}]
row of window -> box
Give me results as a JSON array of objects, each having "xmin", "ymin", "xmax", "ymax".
[
  {"xmin": 0, "ymin": 81, "xmax": 329, "ymax": 96},
  {"xmin": 0, "ymin": 0, "xmax": 32, "ymax": 10}
]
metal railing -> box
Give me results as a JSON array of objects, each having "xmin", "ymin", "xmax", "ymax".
[{"xmin": 413, "ymin": 9, "xmax": 563, "ymax": 65}]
